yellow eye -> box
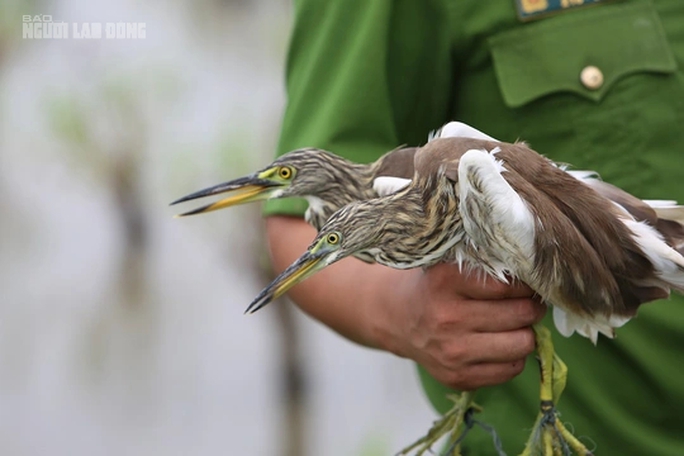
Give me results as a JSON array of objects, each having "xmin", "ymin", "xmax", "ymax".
[
  {"xmin": 326, "ymin": 233, "xmax": 340, "ymax": 245},
  {"xmin": 278, "ymin": 166, "xmax": 293, "ymax": 179}
]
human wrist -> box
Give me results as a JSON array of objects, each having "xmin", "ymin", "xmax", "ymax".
[{"xmin": 361, "ymin": 266, "xmax": 418, "ymax": 357}]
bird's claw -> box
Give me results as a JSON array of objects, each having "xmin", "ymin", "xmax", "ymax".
[
  {"xmin": 524, "ymin": 325, "xmax": 594, "ymax": 456},
  {"xmin": 521, "ymin": 404, "xmax": 594, "ymax": 456},
  {"xmin": 396, "ymin": 392, "xmax": 476, "ymax": 456}
]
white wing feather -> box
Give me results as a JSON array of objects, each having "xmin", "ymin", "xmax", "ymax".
[
  {"xmin": 429, "ymin": 121, "xmax": 498, "ymax": 142},
  {"xmin": 372, "ymin": 176, "xmax": 411, "ymax": 197},
  {"xmin": 457, "ymin": 148, "xmax": 536, "ymax": 282}
]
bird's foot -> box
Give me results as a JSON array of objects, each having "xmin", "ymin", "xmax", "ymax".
[
  {"xmin": 525, "ymin": 325, "xmax": 593, "ymax": 455},
  {"xmin": 396, "ymin": 391, "xmax": 478, "ymax": 456},
  {"xmin": 520, "ymin": 402, "xmax": 594, "ymax": 456}
]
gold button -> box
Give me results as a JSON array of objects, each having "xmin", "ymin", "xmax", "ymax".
[{"xmin": 580, "ymin": 66, "xmax": 604, "ymax": 90}]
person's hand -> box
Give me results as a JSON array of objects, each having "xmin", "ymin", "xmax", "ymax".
[
  {"xmin": 266, "ymin": 216, "xmax": 545, "ymax": 391},
  {"xmin": 370, "ymin": 263, "xmax": 546, "ymax": 391}
]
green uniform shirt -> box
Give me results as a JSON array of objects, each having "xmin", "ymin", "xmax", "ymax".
[{"xmin": 264, "ymin": 0, "xmax": 684, "ymax": 454}]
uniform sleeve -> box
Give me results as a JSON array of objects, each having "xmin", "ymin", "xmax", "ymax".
[{"xmin": 263, "ymin": 0, "xmax": 454, "ymax": 218}]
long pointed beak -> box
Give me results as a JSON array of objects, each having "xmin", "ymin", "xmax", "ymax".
[
  {"xmin": 245, "ymin": 250, "xmax": 328, "ymax": 314},
  {"xmin": 170, "ymin": 176, "xmax": 281, "ymax": 217}
]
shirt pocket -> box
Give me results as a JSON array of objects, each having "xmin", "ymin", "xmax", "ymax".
[
  {"xmin": 488, "ymin": 0, "xmax": 677, "ymax": 108},
  {"xmin": 485, "ymin": 0, "xmax": 683, "ymax": 196}
]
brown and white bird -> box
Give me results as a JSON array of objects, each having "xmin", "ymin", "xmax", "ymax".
[
  {"xmin": 246, "ymin": 135, "xmax": 684, "ymax": 455},
  {"xmin": 171, "ymin": 122, "xmax": 495, "ymax": 231},
  {"xmin": 171, "ymin": 145, "xmax": 415, "ymax": 230},
  {"xmin": 461, "ymin": 143, "xmax": 684, "ymax": 341},
  {"xmin": 371, "ymin": 141, "xmax": 684, "ymax": 343},
  {"xmin": 249, "ymin": 137, "xmax": 684, "ymax": 342}
]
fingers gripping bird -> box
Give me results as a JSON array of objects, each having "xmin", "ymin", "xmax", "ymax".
[{"xmin": 247, "ymin": 136, "xmax": 684, "ymax": 455}]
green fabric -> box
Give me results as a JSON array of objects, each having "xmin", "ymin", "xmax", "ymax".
[
  {"xmin": 489, "ymin": 1, "xmax": 677, "ymax": 106},
  {"xmin": 265, "ymin": 0, "xmax": 684, "ymax": 454}
]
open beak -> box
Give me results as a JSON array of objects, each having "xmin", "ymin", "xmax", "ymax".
[
  {"xmin": 245, "ymin": 249, "xmax": 329, "ymax": 314},
  {"xmin": 171, "ymin": 175, "xmax": 281, "ymax": 217}
]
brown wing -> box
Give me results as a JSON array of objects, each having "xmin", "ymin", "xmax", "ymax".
[
  {"xmin": 656, "ymin": 219, "xmax": 684, "ymax": 255},
  {"xmin": 582, "ymin": 179, "xmax": 659, "ymax": 224},
  {"xmin": 497, "ymin": 143, "xmax": 669, "ymax": 316},
  {"xmin": 499, "ymin": 166, "xmax": 630, "ymax": 317},
  {"xmin": 584, "ymin": 179, "xmax": 684, "ymax": 255},
  {"xmin": 413, "ymin": 137, "xmax": 501, "ymax": 182},
  {"xmin": 374, "ymin": 146, "xmax": 418, "ymax": 179},
  {"xmin": 583, "ymin": 179, "xmax": 684, "ymax": 254}
]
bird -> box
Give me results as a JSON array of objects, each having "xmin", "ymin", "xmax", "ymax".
[
  {"xmin": 170, "ymin": 122, "xmax": 494, "ymax": 232},
  {"xmin": 170, "ymin": 145, "xmax": 415, "ymax": 230},
  {"xmin": 246, "ymin": 135, "xmax": 684, "ymax": 455}
]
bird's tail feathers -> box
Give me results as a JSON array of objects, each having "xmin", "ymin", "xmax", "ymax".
[
  {"xmin": 552, "ymin": 306, "xmax": 631, "ymax": 345},
  {"xmin": 650, "ymin": 204, "xmax": 684, "ymax": 226},
  {"xmin": 624, "ymin": 219, "xmax": 684, "ymax": 291},
  {"xmin": 644, "ymin": 199, "xmax": 679, "ymax": 208}
]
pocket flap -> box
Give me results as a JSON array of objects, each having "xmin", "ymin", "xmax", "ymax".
[{"xmin": 488, "ymin": 1, "xmax": 677, "ymax": 107}]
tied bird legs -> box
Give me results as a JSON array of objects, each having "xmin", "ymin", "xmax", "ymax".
[{"xmin": 245, "ymin": 136, "xmax": 684, "ymax": 455}]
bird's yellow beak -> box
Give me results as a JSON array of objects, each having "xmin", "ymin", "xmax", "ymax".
[
  {"xmin": 170, "ymin": 170, "xmax": 282, "ymax": 217},
  {"xmin": 245, "ymin": 247, "xmax": 328, "ymax": 313}
]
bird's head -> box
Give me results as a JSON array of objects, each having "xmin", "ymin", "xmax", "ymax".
[
  {"xmin": 245, "ymin": 201, "xmax": 386, "ymax": 313},
  {"xmin": 170, "ymin": 148, "xmax": 352, "ymax": 216}
]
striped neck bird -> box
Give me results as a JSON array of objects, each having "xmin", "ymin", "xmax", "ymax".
[
  {"xmin": 247, "ymin": 135, "xmax": 684, "ymax": 456},
  {"xmin": 171, "ymin": 122, "xmax": 495, "ymax": 231}
]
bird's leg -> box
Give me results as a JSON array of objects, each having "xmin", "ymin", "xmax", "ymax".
[
  {"xmin": 396, "ymin": 390, "xmax": 479, "ymax": 456},
  {"xmin": 520, "ymin": 324, "xmax": 594, "ymax": 456}
]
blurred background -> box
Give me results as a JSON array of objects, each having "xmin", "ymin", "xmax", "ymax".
[{"xmin": 0, "ymin": 1, "xmax": 437, "ymax": 455}]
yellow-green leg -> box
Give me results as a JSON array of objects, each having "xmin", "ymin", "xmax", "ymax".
[
  {"xmin": 397, "ymin": 390, "xmax": 478, "ymax": 456},
  {"xmin": 520, "ymin": 324, "xmax": 594, "ymax": 456}
]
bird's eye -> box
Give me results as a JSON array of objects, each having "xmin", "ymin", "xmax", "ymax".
[
  {"xmin": 278, "ymin": 166, "xmax": 293, "ymax": 179},
  {"xmin": 326, "ymin": 233, "xmax": 340, "ymax": 245}
]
